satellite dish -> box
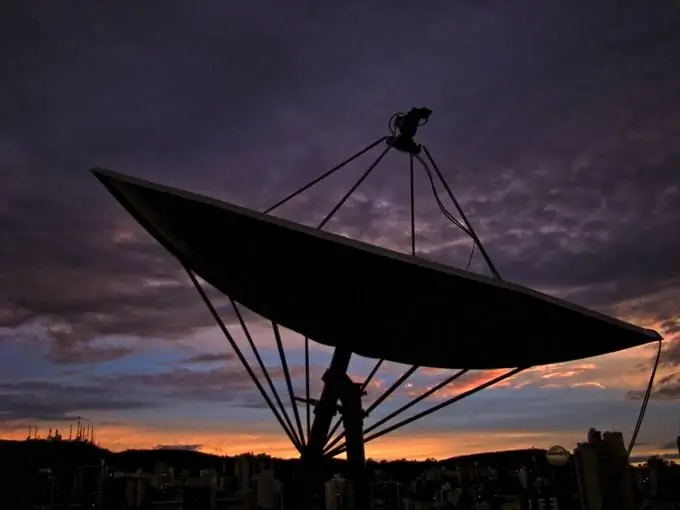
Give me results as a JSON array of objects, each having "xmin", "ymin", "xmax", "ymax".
[
  {"xmin": 91, "ymin": 169, "xmax": 660, "ymax": 370},
  {"xmin": 546, "ymin": 445, "xmax": 570, "ymax": 467}
]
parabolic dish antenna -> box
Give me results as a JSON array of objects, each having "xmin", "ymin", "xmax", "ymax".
[
  {"xmin": 92, "ymin": 108, "xmax": 661, "ymax": 510},
  {"xmin": 91, "ymin": 169, "xmax": 659, "ymax": 369}
]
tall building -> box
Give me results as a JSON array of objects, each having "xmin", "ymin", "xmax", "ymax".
[
  {"xmin": 253, "ymin": 469, "xmax": 281, "ymax": 510},
  {"xmin": 370, "ymin": 480, "xmax": 401, "ymax": 510},
  {"xmin": 325, "ymin": 474, "xmax": 353, "ymax": 510},
  {"xmin": 574, "ymin": 428, "xmax": 635, "ymax": 510},
  {"xmin": 183, "ymin": 486, "xmax": 216, "ymax": 510},
  {"xmin": 234, "ymin": 455, "xmax": 252, "ymax": 494}
]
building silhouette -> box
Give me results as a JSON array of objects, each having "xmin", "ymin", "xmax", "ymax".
[{"xmin": 574, "ymin": 428, "xmax": 635, "ymax": 510}]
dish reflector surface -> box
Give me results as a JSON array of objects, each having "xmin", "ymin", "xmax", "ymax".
[{"xmin": 93, "ymin": 168, "xmax": 661, "ymax": 369}]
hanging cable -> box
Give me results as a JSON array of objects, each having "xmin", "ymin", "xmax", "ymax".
[
  {"xmin": 410, "ymin": 154, "xmax": 416, "ymax": 257},
  {"xmin": 414, "ymin": 154, "xmax": 476, "ymax": 269},
  {"xmin": 627, "ymin": 338, "xmax": 663, "ymax": 456},
  {"xmin": 422, "ymin": 146, "xmax": 502, "ymax": 280},
  {"xmin": 413, "ymin": 154, "xmax": 470, "ymax": 235},
  {"xmin": 599, "ymin": 338, "xmax": 663, "ymax": 508}
]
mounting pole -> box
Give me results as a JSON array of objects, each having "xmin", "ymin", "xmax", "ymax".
[
  {"xmin": 337, "ymin": 375, "xmax": 368, "ymax": 509},
  {"xmin": 303, "ymin": 347, "xmax": 353, "ymax": 508}
]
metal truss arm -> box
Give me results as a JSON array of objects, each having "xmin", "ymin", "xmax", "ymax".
[
  {"xmin": 362, "ymin": 369, "xmax": 468, "ymax": 436},
  {"xmin": 324, "ymin": 151, "xmax": 424, "ymax": 452},
  {"xmin": 272, "ymin": 322, "xmax": 306, "ymax": 446},
  {"xmin": 367, "ymin": 365, "xmax": 419, "ymax": 416},
  {"xmin": 410, "ymin": 153, "xmax": 416, "ymax": 255},
  {"xmin": 228, "ymin": 297, "xmax": 304, "ymax": 449},
  {"xmin": 264, "ymin": 137, "xmax": 388, "ymax": 214},
  {"xmin": 325, "ymin": 367, "xmax": 527, "ymax": 458},
  {"xmin": 361, "ymin": 359, "xmax": 384, "ymax": 393},
  {"xmin": 326, "ymin": 359, "xmax": 385, "ymax": 443},
  {"xmin": 317, "ymin": 144, "xmax": 392, "ymax": 230},
  {"xmin": 261, "ymin": 136, "xmax": 392, "ymax": 451},
  {"xmin": 324, "ymin": 365, "xmax": 419, "ymax": 453},
  {"xmin": 323, "ymin": 358, "xmax": 384, "ymax": 446},
  {"xmin": 305, "ymin": 144, "xmax": 394, "ymax": 461},
  {"xmin": 184, "ymin": 268, "xmax": 304, "ymax": 454}
]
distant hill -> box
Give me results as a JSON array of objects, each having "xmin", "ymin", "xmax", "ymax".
[
  {"xmin": 444, "ymin": 447, "xmax": 549, "ymax": 464},
  {"xmin": 0, "ymin": 439, "xmax": 554, "ymax": 481},
  {"xmin": 0, "ymin": 439, "xmax": 230, "ymax": 473},
  {"xmin": 443, "ymin": 447, "xmax": 552, "ymax": 472},
  {"xmin": 114, "ymin": 447, "xmax": 226, "ymax": 472},
  {"xmin": 0, "ymin": 439, "xmax": 110, "ymax": 469}
]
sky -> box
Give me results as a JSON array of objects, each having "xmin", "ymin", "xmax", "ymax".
[{"xmin": 1, "ymin": 0, "xmax": 679, "ymax": 462}]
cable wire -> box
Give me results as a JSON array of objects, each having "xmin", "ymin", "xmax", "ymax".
[{"xmin": 628, "ymin": 339, "xmax": 663, "ymax": 457}]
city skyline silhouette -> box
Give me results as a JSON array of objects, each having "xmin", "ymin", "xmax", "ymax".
[{"xmin": 1, "ymin": 0, "xmax": 679, "ymax": 464}]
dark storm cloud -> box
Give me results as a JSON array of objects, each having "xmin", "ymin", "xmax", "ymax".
[
  {"xmin": 0, "ymin": 380, "xmax": 152, "ymax": 421},
  {"xmin": 660, "ymin": 440, "xmax": 679, "ymax": 451},
  {"xmin": 0, "ymin": 0, "xmax": 326, "ymax": 363},
  {"xmin": 627, "ymin": 373, "xmax": 680, "ymax": 401},
  {"xmin": 0, "ymin": 361, "xmax": 318, "ymax": 422},
  {"xmin": 182, "ymin": 353, "xmax": 236, "ymax": 365},
  {"xmin": 98, "ymin": 363, "xmax": 323, "ymax": 409},
  {"xmin": 1, "ymin": 0, "xmax": 679, "ymax": 369},
  {"xmin": 155, "ymin": 444, "xmax": 202, "ymax": 452},
  {"xmin": 630, "ymin": 453, "xmax": 680, "ymax": 463},
  {"xmin": 661, "ymin": 340, "xmax": 680, "ymax": 368}
]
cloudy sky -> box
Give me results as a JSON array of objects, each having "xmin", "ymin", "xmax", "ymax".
[{"xmin": 1, "ymin": 0, "xmax": 679, "ymax": 461}]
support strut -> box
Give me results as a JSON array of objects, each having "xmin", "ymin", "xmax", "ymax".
[
  {"xmin": 190, "ymin": 108, "xmax": 526, "ymax": 510},
  {"xmin": 326, "ymin": 367, "xmax": 527, "ymax": 459},
  {"xmin": 336, "ymin": 375, "xmax": 369, "ymax": 509},
  {"xmin": 259, "ymin": 107, "xmax": 517, "ymax": 510},
  {"xmin": 184, "ymin": 268, "xmax": 304, "ymax": 453},
  {"xmin": 324, "ymin": 365, "xmax": 419, "ymax": 455},
  {"xmin": 229, "ymin": 297, "xmax": 304, "ymax": 448}
]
